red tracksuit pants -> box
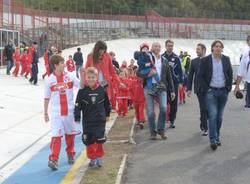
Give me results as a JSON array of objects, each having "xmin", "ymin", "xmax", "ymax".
[
  {"xmin": 117, "ymin": 99, "xmax": 128, "ymax": 116},
  {"xmin": 134, "ymin": 102, "xmax": 145, "ymax": 122},
  {"xmin": 24, "ymin": 66, "xmax": 32, "ymax": 78},
  {"xmin": 49, "ymin": 134, "xmax": 75, "ymax": 161},
  {"xmin": 12, "ymin": 62, "xmax": 20, "ymax": 77},
  {"xmin": 20, "ymin": 63, "xmax": 27, "ymax": 76},
  {"xmin": 86, "ymin": 143, "xmax": 104, "ymax": 160},
  {"xmin": 42, "ymin": 65, "xmax": 51, "ymax": 78},
  {"xmin": 179, "ymin": 85, "xmax": 186, "ymax": 103}
]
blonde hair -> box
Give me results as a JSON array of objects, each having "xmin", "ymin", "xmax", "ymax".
[{"xmin": 86, "ymin": 67, "xmax": 98, "ymax": 76}]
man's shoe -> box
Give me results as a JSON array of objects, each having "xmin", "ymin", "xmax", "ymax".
[
  {"xmin": 150, "ymin": 134, "xmax": 157, "ymax": 140},
  {"xmin": 68, "ymin": 155, "xmax": 75, "ymax": 165},
  {"xmin": 48, "ymin": 160, "xmax": 58, "ymax": 171},
  {"xmin": 210, "ymin": 143, "xmax": 217, "ymax": 151},
  {"xmin": 158, "ymin": 132, "xmax": 167, "ymax": 140},
  {"xmin": 88, "ymin": 159, "xmax": 96, "ymax": 167},
  {"xmin": 216, "ymin": 141, "xmax": 222, "ymax": 146},
  {"xmin": 96, "ymin": 157, "xmax": 103, "ymax": 167},
  {"xmin": 202, "ymin": 130, "xmax": 208, "ymax": 136}
]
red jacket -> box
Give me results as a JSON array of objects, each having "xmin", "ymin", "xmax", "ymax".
[
  {"xmin": 85, "ymin": 52, "xmax": 121, "ymax": 99},
  {"xmin": 13, "ymin": 51, "xmax": 20, "ymax": 63},
  {"xmin": 130, "ymin": 76, "xmax": 145, "ymax": 103},
  {"xmin": 21, "ymin": 53, "xmax": 28, "ymax": 65},
  {"xmin": 66, "ymin": 59, "xmax": 76, "ymax": 72}
]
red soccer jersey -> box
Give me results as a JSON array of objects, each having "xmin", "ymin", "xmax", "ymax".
[{"xmin": 66, "ymin": 59, "xmax": 76, "ymax": 72}]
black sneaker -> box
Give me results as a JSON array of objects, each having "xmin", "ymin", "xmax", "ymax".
[
  {"xmin": 210, "ymin": 143, "xmax": 217, "ymax": 151},
  {"xmin": 48, "ymin": 160, "xmax": 58, "ymax": 171},
  {"xmin": 216, "ymin": 141, "xmax": 222, "ymax": 146}
]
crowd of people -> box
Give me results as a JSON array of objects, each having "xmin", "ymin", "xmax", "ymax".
[{"xmin": 3, "ymin": 36, "xmax": 250, "ymax": 170}]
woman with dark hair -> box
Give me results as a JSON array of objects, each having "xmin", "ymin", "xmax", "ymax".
[{"xmin": 85, "ymin": 40, "xmax": 124, "ymax": 100}]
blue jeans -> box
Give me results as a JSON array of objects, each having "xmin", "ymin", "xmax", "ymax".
[
  {"xmin": 6, "ymin": 60, "xmax": 14, "ymax": 75},
  {"xmin": 144, "ymin": 88, "xmax": 167, "ymax": 135},
  {"xmin": 206, "ymin": 88, "xmax": 229, "ymax": 144}
]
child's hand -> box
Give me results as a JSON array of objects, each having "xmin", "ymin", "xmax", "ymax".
[
  {"xmin": 44, "ymin": 113, "xmax": 49, "ymax": 123},
  {"xmin": 145, "ymin": 63, "xmax": 151, "ymax": 67}
]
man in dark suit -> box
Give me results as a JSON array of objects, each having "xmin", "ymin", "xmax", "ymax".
[
  {"xmin": 198, "ymin": 40, "xmax": 233, "ymax": 151},
  {"xmin": 187, "ymin": 43, "xmax": 208, "ymax": 136}
]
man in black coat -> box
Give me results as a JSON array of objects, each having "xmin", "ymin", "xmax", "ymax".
[
  {"xmin": 73, "ymin": 47, "xmax": 84, "ymax": 78},
  {"xmin": 187, "ymin": 43, "xmax": 208, "ymax": 136},
  {"xmin": 197, "ymin": 40, "xmax": 232, "ymax": 151}
]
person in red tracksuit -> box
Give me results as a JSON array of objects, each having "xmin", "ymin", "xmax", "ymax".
[
  {"xmin": 12, "ymin": 47, "xmax": 21, "ymax": 77},
  {"xmin": 66, "ymin": 55, "xmax": 76, "ymax": 73},
  {"xmin": 24, "ymin": 47, "xmax": 34, "ymax": 78},
  {"xmin": 20, "ymin": 49, "xmax": 28, "ymax": 76},
  {"xmin": 116, "ymin": 71, "xmax": 130, "ymax": 117},
  {"xmin": 130, "ymin": 75, "xmax": 146, "ymax": 129},
  {"xmin": 42, "ymin": 49, "xmax": 50, "ymax": 79}
]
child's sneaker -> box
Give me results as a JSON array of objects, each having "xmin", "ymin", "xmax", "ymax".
[
  {"xmin": 96, "ymin": 157, "xmax": 103, "ymax": 167},
  {"xmin": 48, "ymin": 160, "xmax": 58, "ymax": 171},
  {"xmin": 88, "ymin": 159, "xmax": 96, "ymax": 167},
  {"xmin": 68, "ymin": 155, "xmax": 75, "ymax": 165}
]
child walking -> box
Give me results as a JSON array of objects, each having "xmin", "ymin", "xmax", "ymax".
[
  {"xmin": 44, "ymin": 55, "xmax": 80, "ymax": 171},
  {"xmin": 74, "ymin": 67, "xmax": 111, "ymax": 167}
]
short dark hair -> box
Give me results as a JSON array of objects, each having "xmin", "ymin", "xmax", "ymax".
[
  {"xmin": 77, "ymin": 47, "xmax": 81, "ymax": 51},
  {"xmin": 211, "ymin": 40, "xmax": 224, "ymax": 52},
  {"xmin": 165, "ymin": 39, "xmax": 174, "ymax": 45},
  {"xmin": 197, "ymin": 43, "xmax": 206, "ymax": 51}
]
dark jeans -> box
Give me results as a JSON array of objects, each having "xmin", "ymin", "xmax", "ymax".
[
  {"xmin": 168, "ymin": 84, "xmax": 179, "ymax": 122},
  {"xmin": 6, "ymin": 60, "xmax": 14, "ymax": 75},
  {"xmin": 245, "ymin": 82, "xmax": 250, "ymax": 108},
  {"xmin": 206, "ymin": 88, "xmax": 229, "ymax": 144},
  {"xmin": 196, "ymin": 93, "xmax": 208, "ymax": 131},
  {"xmin": 29, "ymin": 64, "xmax": 38, "ymax": 85},
  {"xmin": 76, "ymin": 65, "xmax": 82, "ymax": 78}
]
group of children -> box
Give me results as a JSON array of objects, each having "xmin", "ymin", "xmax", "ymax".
[
  {"xmin": 10, "ymin": 46, "xmax": 34, "ymax": 78},
  {"xmin": 109, "ymin": 61, "xmax": 146, "ymax": 129}
]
